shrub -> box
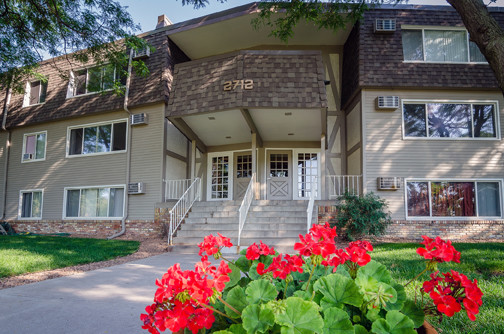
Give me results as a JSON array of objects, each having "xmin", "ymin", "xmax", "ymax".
[{"xmin": 334, "ymin": 191, "xmax": 392, "ymax": 240}]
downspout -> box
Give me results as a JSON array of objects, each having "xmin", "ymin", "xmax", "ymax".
[
  {"xmin": 1, "ymin": 86, "xmax": 12, "ymax": 220},
  {"xmin": 108, "ymin": 49, "xmax": 134, "ymax": 239}
]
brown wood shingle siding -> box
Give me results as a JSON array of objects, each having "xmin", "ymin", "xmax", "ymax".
[
  {"xmin": 342, "ymin": 7, "xmax": 504, "ymax": 107},
  {"xmin": 3, "ymin": 32, "xmax": 189, "ymax": 129}
]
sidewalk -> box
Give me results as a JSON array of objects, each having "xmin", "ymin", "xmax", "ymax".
[{"xmin": 0, "ymin": 251, "xmax": 204, "ymax": 334}]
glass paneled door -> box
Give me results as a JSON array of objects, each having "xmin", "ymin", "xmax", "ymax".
[
  {"xmin": 296, "ymin": 152, "xmax": 319, "ymax": 199},
  {"xmin": 234, "ymin": 152, "xmax": 252, "ymax": 200},
  {"xmin": 267, "ymin": 151, "xmax": 292, "ymax": 200},
  {"xmin": 209, "ymin": 155, "xmax": 231, "ymax": 200}
]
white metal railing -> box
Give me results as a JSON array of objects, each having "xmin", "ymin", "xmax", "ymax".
[
  {"xmin": 168, "ymin": 177, "xmax": 201, "ymax": 245},
  {"xmin": 238, "ymin": 173, "xmax": 256, "ymax": 248},
  {"xmin": 165, "ymin": 179, "xmax": 193, "ymax": 200},
  {"xmin": 328, "ymin": 175, "xmax": 362, "ymax": 198},
  {"xmin": 306, "ymin": 188, "xmax": 317, "ymax": 233}
]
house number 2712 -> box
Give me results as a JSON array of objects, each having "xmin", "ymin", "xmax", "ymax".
[{"xmin": 223, "ymin": 79, "xmax": 254, "ymax": 91}]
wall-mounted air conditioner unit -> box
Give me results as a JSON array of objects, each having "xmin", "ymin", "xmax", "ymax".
[
  {"xmin": 376, "ymin": 96, "xmax": 400, "ymax": 110},
  {"xmin": 130, "ymin": 113, "xmax": 148, "ymax": 125},
  {"xmin": 23, "ymin": 153, "xmax": 33, "ymax": 160},
  {"xmin": 377, "ymin": 177, "xmax": 402, "ymax": 190},
  {"xmin": 374, "ymin": 19, "xmax": 396, "ymax": 33},
  {"xmin": 133, "ymin": 48, "xmax": 150, "ymax": 59},
  {"xmin": 128, "ymin": 182, "xmax": 145, "ymax": 194}
]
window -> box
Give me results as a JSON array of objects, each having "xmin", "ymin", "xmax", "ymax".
[
  {"xmin": 403, "ymin": 102, "xmax": 498, "ymax": 139},
  {"xmin": 23, "ymin": 80, "xmax": 47, "ymax": 106},
  {"xmin": 19, "ymin": 190, "xmax": 43, "ymax": 219},
  {"xmin": 406, "ymin": 180, "xmax": 501, "ymax": 218},
  {"xmin": 67, "ymin": 64, "xmax": 126, "ymax": 97},
  {"xmin": 297, "ymin": 153, "xmax": 318, "ymax": 199},
  {"xmin": 65, "ymin": 186, "xmax": 124, "ymax": 219},
  {"xmin": 22, "ymin": 131, "xmax": 46, "ymax": 162},
  {"xmin": 67, "ymin": 120, "xmax": 127, "ymax": 156},
  {"xmin": 402, "ymin": 28, "xmax": 486, "ymax": 63}
]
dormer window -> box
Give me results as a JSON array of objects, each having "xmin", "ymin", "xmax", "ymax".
[
  {"xmin": 402, "ymin": 27, "xmax": 486, "ymax": 63},
  {"xmin": 67, "ymin": 64, "xmax": 126, "ymax": 98},
  {"xmin": 23, "ymin": 80, "xmax": 47, "ymax": 107}
]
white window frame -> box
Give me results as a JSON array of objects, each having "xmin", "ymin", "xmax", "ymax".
[
  {"xmin": 22, "ymin": 131, "xmax": 47, "ymax": 163},
  {"xmin": 293, "ymin": 149, "xmax": 321, "ymax": 200},
  {"xmin": 66, "ymin": 64, "xmax": 123, "ymax": 98},
  {"xmin": 404, "ymin": 178, "xmax": 504, "ymax": 220},
  {"xmin": 207, "ymin": 152, "xmax": 233, "ymax": 201},
  {"xmin": 23, "ymin": 80, "xmax": 48, "ymax": 107},
  {"xmin": 401, "ymin": 99, "xmax": 501, "ymax": 140},
  {"xmin": 18, "ymin": 189, "xmax": 43, "ymax": 220},
  {"xmin": 401, "ymin": 25, "xmax": 487, "ymax": 64},
  {"xmin": 62, "ymin": 185, "xmax": 126, "ymax": 220},
  {"xmin": 65, "ymin": 119, "xmax": 128, "ymax": 158}
]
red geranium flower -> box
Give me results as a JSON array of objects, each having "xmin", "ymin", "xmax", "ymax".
[
  {"xmin": 246, "ymin": 241, "xmax": 275, "ymax": 260},
  {"xmin": 198, "ymin": 233, "xmax": 233, "ymax": 257},
  {"xmin": 416, "ymin": 236, "xmax": 461, "ymax": 263}
]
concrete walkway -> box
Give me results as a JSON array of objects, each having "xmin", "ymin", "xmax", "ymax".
[{"xmin": 0, "ymin": 251, "xmax": 207, "ymax": 334}]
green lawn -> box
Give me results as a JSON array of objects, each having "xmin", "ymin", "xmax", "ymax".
[
  {"xmin": 0, "ymin": 235, "xmax": 140, "ymax": 278},
  {"xmin": 373, "ymin": 243, "xmax": 504, "ymax": 334}
]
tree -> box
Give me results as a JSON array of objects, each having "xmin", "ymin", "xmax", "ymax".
[
  {"xmin": 181, "ymin": 0, "xmax": 504, "ymax": 95},
  {"xmin": 0, "ymin": 0, "xmax": 150, "ymax": 94}
]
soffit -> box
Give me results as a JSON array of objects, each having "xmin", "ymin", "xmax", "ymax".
[{"xmin": 167, "ymin": 13, "xmax": 352, "ymax": 60}]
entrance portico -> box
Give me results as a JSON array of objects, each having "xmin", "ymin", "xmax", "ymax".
[{"xmin": 167, "ymin": 50, "xmax": 328, "ymax": 201}]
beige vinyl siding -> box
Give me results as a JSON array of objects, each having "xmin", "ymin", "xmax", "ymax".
[
  {"xmin": 346, "ymin": 102, "xmax": 361, "ymax": 175},
  {"xmin": 128, "ymin": 104, "xmax": 165, "ymax": 220},
  {"xmin": 362, "ymin": 89, "xmax": 504, "ymax": 219},
  {"xmin": 6, "ymin": 103, "xmax": 165, "ymax": 220},
  {"xmin": 166, "ymin": 120, "xmax": 188, "ymax": 158}
]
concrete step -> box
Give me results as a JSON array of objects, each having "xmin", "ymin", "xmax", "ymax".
[
  {"xmin": 184, "ymin": 217, "xmax": 236, "ymax": 224},
  {"xmin": 188, "ymin": 211, "xmax": 239, "ymax": 218}
]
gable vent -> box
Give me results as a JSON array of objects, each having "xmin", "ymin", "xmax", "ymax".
[
  {"xmin": 130, "ymin": 113, "xmax": 148, "ymax": 125},
  {"xmin": 128, "ymin": 182, "xmax": 145, "ymax": 194},
  {"xmin": 376, "ymin": 96, "xmax": 400, "ymax": 110},
  {"xmin": 133, "ymin": 48, "xmax": 150, "ymax": 59},
  {"xmin": 374, "ymin": 19, "xmax": 396, "ymax": 33},
  {"xmin": 377, "ymin": 177, "xmax": 402, "ymax": 191}
]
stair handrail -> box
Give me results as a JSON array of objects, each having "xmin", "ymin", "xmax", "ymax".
[
  {"xmin": 168, "ymin": 177, "xmax": 201, "ymax": 245},
  {"xmin": 306, "ymin": 184, "xmax": 317, "ymax": 233},
  {"xmin": 238, "ymin": 173, "xmax": 256, "ymax": 248}
]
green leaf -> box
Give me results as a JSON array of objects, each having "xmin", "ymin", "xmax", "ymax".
[
  {"xmin": 322, "ymin": 307, "xmax": 354, "ymax": 334},
  {"xmin": 235, "ymin": 255, "xmax": 252, "ymax": 273},
  {"xmin": 242, "ymin": 304, "xmax": 275, "ymax": 334},
  {"xmin": 275, "ymin": 297, "xmax": 324, "ymax": 334},
  {"xmin": 313, "ymin": 274, "xmax": 363, "ymax": 309},
  {"xmin": 246, "ymin": 279, "xmax": 278, "ymax": 305},
  {"xmin": 226, "ymin": 263, "xmax": 242, "ymax": 289},
  {"xmin": 212, "ymin": 331, "xmax": 233, "ymax": 334},
  {"xmin": 225, "ymin": 286, "xmax": 248, "ymax": 319},
  {"xmin": 384, "ymin": 283, "xmax": 406, "ymax": 311},
  {"xmin": 334, "ymin": 265, "xmax": 351, "ymax": 278},
  {"xmin": 371, "ymin": 311, "xmax": 416, "ymax": 334},
  {"xmin": 357, "ymin": 260, "xmax": 391, "ymax": 284},
  {"xmin": 228, "ymin": 324, "xmax": 248, "ymax": 334},
  {"xmin": 354, "ymin": 324, "xmax": 370, "ymax": 334},
  {"xmin": 365, "ymin": 308, "xmax": 382, "ymax": 322},
  {"xmin": 400, "ymin": 301, "xmax": 425, "ymax": 329}
]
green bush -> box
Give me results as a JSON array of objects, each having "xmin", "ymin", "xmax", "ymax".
[{"xmin": 334, "ymin": 192, "xmax": 392, "ymax": 240}]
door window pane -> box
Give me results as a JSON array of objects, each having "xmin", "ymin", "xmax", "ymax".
[
  {"xmin": 211, "ymin": 156, "xmax": 229, "ymax": 199},
  {"xmin": 407, "ymin": 182, "xmax": 430, "ymax": 216},
  {"xmin": 270, "ymin": 154, "xmax": 289, "ymax": 177},
  {"xmin": 297, "ymin": 153, "xmax": 318, "ymax": 198},
  {"xmin": 477, "ymin": 182, "xmax": 501, "ymax": 216}
]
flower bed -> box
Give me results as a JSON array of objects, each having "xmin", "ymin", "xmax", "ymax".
[{"xmin": 141, "ymin": 224, "xmax": 482, "ymax": 334}]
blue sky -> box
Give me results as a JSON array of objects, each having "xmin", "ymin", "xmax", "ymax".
[{"xmin": 119, "ymin": 0, "xmax": 504, "ymax": 33}]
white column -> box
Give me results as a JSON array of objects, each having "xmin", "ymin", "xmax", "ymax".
[
  {"xmin": 190, "ymin": 140, "xmax": 196, "ymax": 181},
  {"xmin": 252, "ymin": 133, "xmax": 259, "ymax": 200},
  {"xmin": 320, "ymin": 134, "xmax": 326, "ymax": 200}
]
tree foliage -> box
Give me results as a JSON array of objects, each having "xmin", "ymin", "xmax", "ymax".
[{"xmin": 0, "ymin": 0, "xmax": 150, "ymax": 93}]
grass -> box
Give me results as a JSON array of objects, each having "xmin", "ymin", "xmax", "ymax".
[
  {"xmin": 0, "ymin": 235, "xmax": 140, "ymax": 278},
  {"xmin": 373, "ymin": 242, "xmax": 504, "ymax": 334}
]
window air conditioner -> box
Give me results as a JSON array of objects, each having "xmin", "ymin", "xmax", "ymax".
[
  {"xmin": 133, "ymin": 48, "xmax": 150, "ymax": 59},
  {"xmin": 23, "ymin": 153, "xmax": 33, "ymax": 160},
  {"xmin": 377, "ymin": 177, "xmax": 402, "ymax": 190},
  {"xmin": 130, "ymin": 113, "xmax": 148, "ymax": 125},
  {"xmin": 374, "ymin": 19, "xmax": 396, "ymax": 33},
  {"xmin": 128, "ymin": 182, "xmax": 145, "ymax": 194},
  {"xmin": 376, "ymin": 96, "xmax": 400, "ymax": 110}
]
